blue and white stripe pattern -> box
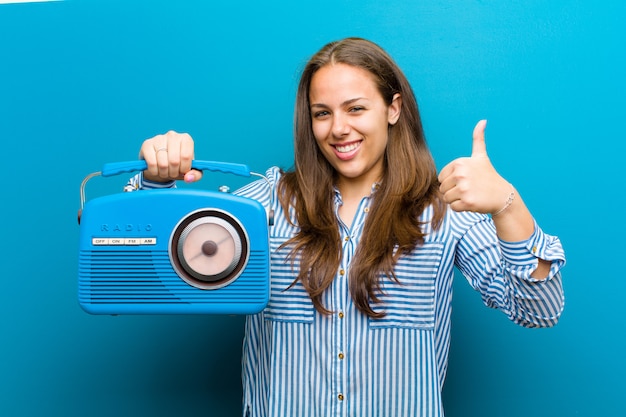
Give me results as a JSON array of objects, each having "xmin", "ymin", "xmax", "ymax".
[
  {"xmin": 131, "ymin": 168, "xmax": 566, "ymax": 417},
  {"xmin": 124, "ymin": 173, "xmax": 175, "ymax": 192}
]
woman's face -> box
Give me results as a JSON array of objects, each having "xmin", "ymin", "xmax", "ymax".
[{"xmin": 309, "ymin": 63, "xmax": 401, "ymax": 191}]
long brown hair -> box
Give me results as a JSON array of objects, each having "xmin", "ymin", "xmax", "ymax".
[{"xmin": 278, "ymin": 38, "xmax": 445, "ymax": 318}]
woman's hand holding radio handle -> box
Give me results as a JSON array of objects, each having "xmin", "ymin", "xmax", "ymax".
[{"xmin": 139, "ymin": 131, "xmax": 203, "ymax": 183}]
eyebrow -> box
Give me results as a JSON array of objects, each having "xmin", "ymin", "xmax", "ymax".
[{"xmin": 310, "ymin": 97, "xmax": 366, "ymax": 109}]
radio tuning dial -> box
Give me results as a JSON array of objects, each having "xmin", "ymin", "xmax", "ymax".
[{"xmin": 170, "ymin": 209, "xmax": 249, "ymax": 290}]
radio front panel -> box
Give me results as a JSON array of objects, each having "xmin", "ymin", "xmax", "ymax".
[{"xmin": 78, "ymin": 188, "xmax": 270, "ymax": 315}]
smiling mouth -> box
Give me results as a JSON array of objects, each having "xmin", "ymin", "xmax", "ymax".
[{"xmin": 334, "ymin": 141, "xmax": 361, "ymax": 153}]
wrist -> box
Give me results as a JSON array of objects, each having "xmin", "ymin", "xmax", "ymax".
[
  {"xmin": 491, "ymin": 184, "xmax": 515, "ymax": 217},
  {"xmin": 490, "ymin": 185, "xmax": 535, "ymax": 241}
]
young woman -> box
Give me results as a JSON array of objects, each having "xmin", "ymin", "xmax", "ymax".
[{"xmin": 132, "ymin": 38, "xmax": 565, "ymax": 417}]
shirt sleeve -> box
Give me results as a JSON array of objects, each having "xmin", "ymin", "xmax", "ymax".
[
  {"xmin": 124, "ymin": 173, "xmax": 176, "ymax": 192},
  {"xmin": 453, "ymin": 213, "xmax": 566, "ymax": 328}
]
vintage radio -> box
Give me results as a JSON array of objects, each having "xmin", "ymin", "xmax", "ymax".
[{"xmin": 77, "ymin": 160, "xmax": 271, "ymax": 315}]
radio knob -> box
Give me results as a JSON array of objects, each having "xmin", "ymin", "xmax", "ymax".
[{"xmin": 202, "ymin": 240, "xmax": 218, "ymax": 256}]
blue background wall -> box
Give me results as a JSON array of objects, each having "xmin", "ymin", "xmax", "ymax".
[{"xmin": 1, "ymin": 0, "xmax": 624, "ymax": 415}]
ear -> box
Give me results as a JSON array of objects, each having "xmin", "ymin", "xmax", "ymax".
[{"xmin": 387, "ymin": 93, "xmax": 402, "ymax": 125}]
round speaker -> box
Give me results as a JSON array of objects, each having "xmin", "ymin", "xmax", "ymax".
[{"xmin": 169, "ymin": 209, "xmax": 249, "ymax": 290}]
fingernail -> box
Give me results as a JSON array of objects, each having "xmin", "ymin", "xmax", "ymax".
[{"xmin": 184, "ymin": 173, "xmax": 194, "ymax": 183}]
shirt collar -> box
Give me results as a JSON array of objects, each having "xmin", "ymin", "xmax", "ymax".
[{"xmin": 333, "ymin": 182, "xmax": 381, "ymax": 203}]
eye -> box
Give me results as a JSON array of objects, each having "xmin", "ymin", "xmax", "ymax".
[
  {"xmin": 313, "ymin": 110, "xmax": 330, "ymax": 119},
  {"xmin": 349, "ymin": 106, "xmax": 365, "ymax": 113}
]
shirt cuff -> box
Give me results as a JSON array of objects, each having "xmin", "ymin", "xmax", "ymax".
[
  {"xmin": 124, "ymin": 172, "xmax": 176, "ymax": 192},
  {"xmin": 498, "ymin": 219, "xmax": 566, "ymax": 282}
]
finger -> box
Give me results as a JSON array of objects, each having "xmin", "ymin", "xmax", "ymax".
[
  {"xmin": 178, "ymin": 133, "xmax": 195, "ymax": 177},
  {"xmin": 162, "ymin": 134, "xmax": 182, "ymax": 179},
  {"xmin": 184, "ymin": 169, "xmax": 204, "ymax": 183},
  {"xmin": 444, "ymin": 185, "xmax": 478, "ymax": 213},
  {"xmin": 438, "ymin": 157, "xmax": 462, "ymax": 185},
  {"xmin": 140, "ymin": 137, "xmax": 163, "ymax": 179},
  {"xmin": 438, "ymin": 171, "xmax": 456, "ymax": 195},
  {"xmin": 438, "ymin": 158, "xmax": 468, "ymax": 192},
  {"xmin": 438, "ymin": 162, "xmax": 452, "ymax": 184},
  {"xmin": 471, "ymin": 119, "xmax": 488, "ymax": 158},
  {"xmin": 155, "ymin": 135, "xmax": 173, "ymax": 179},
  {"xmin": 170, "ymin": 132, "xmax": 196, "ymax": 181},
  {"xmin": 441, "ymin": 185, "xmax": 467, "ymax": 211},
  {"xmin": 448, "ymin": 199, "xmax": 469, "ymax": 213}
]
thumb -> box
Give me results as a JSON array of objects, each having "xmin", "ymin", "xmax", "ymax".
[
  {"xmin": 471, "ymin": 119, "xmax": 488, "ymax": 157},
  {"xmin": 184, "ymin": 169, "xmax": 204, "ymax": 183}
]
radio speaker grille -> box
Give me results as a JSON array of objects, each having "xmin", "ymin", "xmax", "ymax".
[{"xmin": 78, "ymin": 250, "xmax": 268, "ymax": 305}]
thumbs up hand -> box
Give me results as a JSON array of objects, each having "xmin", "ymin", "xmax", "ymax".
[{"xmin": 438, "ymin": 120, "xmax": 513, "ymax": 215}]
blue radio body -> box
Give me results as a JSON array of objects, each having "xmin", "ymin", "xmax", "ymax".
[{"xmin": 78, "ymin": 161, "xmax": 271, "ymax": 315}]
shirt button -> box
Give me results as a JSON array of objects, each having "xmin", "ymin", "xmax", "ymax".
[
  {"xmin": 364, "ymin": 207, "xmax": 369, "ymax": 213},
  {"xmin": 532, "ymin": 246, "xmax": 538, "ymax": 253},
  {"xmin": 344, "ymin": 236, "xmax": 350, "ymax": 242},
  {"xmin": 338, "ymin": 311, "xmax": 344, "ymax": 319},
  {"xmin": 338, "ymin": 352, "xmax": 345, "ymax": 360},
  {"xmin": 338, "ymin": 394, "xmax": 344, "ymax": 401},
  {"xmin": 339, "ymin": 269, "xmax": 345, "ymax": 276}
]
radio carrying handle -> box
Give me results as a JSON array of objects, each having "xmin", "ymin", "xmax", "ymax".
[
  {"xmin": 99, "ymin": 160, "xmax": 252, "ymax": 178},
  {"xmin": 79, "ymin": 160, "xmax": 274, "ymax": 225}
]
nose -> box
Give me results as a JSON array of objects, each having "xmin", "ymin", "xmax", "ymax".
[{"xmin": 331, "ymin": 113, "xmax": 350, "ymax": 138}]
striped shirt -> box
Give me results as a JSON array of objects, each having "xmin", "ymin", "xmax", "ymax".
[{"xmin": 130, "ymin": 167, "xmax": 565, "ymax": 417}]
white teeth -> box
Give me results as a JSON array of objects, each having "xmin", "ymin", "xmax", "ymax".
[{"xmin": 335, "ymin": 142, "xmax": 360, "ymax": 153}]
